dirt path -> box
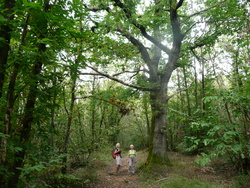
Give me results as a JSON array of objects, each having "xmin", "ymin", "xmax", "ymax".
[{"xmin": 90, "ymin": 154, "xmax": 142, "ymax": 188}]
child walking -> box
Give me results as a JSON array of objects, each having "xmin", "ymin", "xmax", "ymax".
[{"xmin": 128, "ymin": 144, "xmax": 136, "ymax": 175}]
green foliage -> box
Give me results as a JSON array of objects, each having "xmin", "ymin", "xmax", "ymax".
[
  {"xmin": 0, "ymin": 132, "xmax": 10, "ymax": 139},
  {"xmin": 17, "ymin": 154, "xmax": 64, "ymax": 187},
  {"xmin": 119, "ymin": 118, "xmax": 149, "ymax": 150},
  {"xmin": 195, "ymin": 153, "xmax": 213, "ymax": 167},
  {"xmin": 183, "ymin": 121, "xmax": 213, "ymax": 154},
  {"xmin": 193, "ymin": 122, "xmax": 250, "ymax": 170},
  {"xmin": 16, "ymin": 152, "xmax": 97, "ymax": 187}
]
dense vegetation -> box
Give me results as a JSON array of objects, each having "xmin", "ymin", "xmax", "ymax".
[{"xmin": 0, "ymin": 0, "xmax": 249, "ymax": 187}]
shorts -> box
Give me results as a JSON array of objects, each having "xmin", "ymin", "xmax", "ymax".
[{"xmin": 116, "ymin": 156, "xmax": 122, "ymax": 166}]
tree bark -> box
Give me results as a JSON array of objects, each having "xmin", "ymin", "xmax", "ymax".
[
  {"xmin": 8, "ymin": 42, "xmax": 46, "ymax": 187},
  {"xmin": 0, "ymin": 0, "xmax": 15, "ymax": 170},
  {"xmin": 0, "ymin": 0, "xmax": 15, "ymax": 98},
  {"xmin": 61, "ymin": 59, "xmax": 78, "ymax": 174},
  {"xmin": 142, "ymin": 93, "xmax": 151, "ymax": 140},
  {"xmin": 2, "ymin": 13, "xmax": 30, "ymax": 166},
  {"xmin": 91, "ymin": 76, "xmax": 96, "ymax": 141},
  {"xmin": 50, "ymin": 67, "xmax": 58, "ymax": 152},
  {"xmin": 201, "ymin": 57, "xmax": 206, "ymax": 116},
  {"xmin": 193, "ymin": 59, "xmax": 198, "ymax": 109},
  {"xmin": 150, "ymin": 89, "xmax": 170, "ymax": 163},
  {"xmin": 183, "ymin": 67, "xmax": 191, "ymax": 116}
]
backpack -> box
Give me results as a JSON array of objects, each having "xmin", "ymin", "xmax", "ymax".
[{"xmin": 112, "ymin": 148, "xmax": 117, "ymax": 159}]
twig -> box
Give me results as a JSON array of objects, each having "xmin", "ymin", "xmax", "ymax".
[
  {"xmin": 156, "ymin": 177, "xmax": 168, "ymax": 183},
  {"xmin": 186, "ymin": 0, "xmax": 226, "ymax": 19}
]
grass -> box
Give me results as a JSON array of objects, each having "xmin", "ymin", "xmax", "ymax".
[
  {"xmin": 138, "ymin": 151, "xmax": 249, "ymax": 188},
  {"xmin": 159, "ymin": 174, "xmax": 225, "ymax": 188},
  {"xmin": 231, "ymin": 174, "xmax": 250, "ymax": 188}
]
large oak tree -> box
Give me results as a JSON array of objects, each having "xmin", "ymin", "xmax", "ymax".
[{"xmin": 84, "ymin": 0, "xmax": 244, "ymax": 164}]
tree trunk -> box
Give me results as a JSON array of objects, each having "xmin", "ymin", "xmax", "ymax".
[
  {"xmin": 2, "ymin": 14, "xmax": 30, "ymax": 166},
  {"xmin": 177, "ymin": 69, "xmax": 184, "ymax": 112},
  {"xmin": 149, "ymin": 89, "xmax": 170, "ymax": 164},
  {"xmin": 193, "ymin": 59, "xmax": 198, "ymax": 109},
  {"xmin": 147, "ymin": 1, "xmax": 183, "ymax": 163},
  {"xmin": 233, "ymin": 44, "xmax": 249, "ymax": 174},
  {"xmin": 147, "ymin": 4, "xmax": 184, "ymax": 165},
  {"xmin": 142, "ymin": 93, "xmax": 151, "ymax": 141},
  {"xmin": 148, "ymin": 55, "xmax": 178, "ymax": 164},
  {"xmin": 0, "ymin": 0, "xmax": 15, "ymax": 170},
  {"xmin": 234, "ymin": 47, "xmax": 249, "ymax": 137},
  {"xmin": 183, "ymin": 67, "xmax": 191, "ymax": 116},
  {"xmin": 50, "ymin": 67, "xmax": 58, "ymax": 152},
  {"xmin": 7, "ymin": 42, "xmax": 46, "ymax": 187},
  {"xmin": 91, "ymin": 76, "xmax": 96, "ymax": 142},
  {"xmin": 61, "ymin": 58, "xmax": 78, "ymax": 174},
  {"xmin": 201, "ymin": 58, "xmax": 206, "ymax": 116},
  {"xmin": 0, "ymin": 0, "xmax": 15, "ymax": 98},
  {"xmin": 61, "ymin": 88, "xmax": 76, "ymax": 174}
]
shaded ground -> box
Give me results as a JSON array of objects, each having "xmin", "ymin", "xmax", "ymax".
[{"xmin": 89, "ymin": 153, "xmax": 143, "ymax": 188}]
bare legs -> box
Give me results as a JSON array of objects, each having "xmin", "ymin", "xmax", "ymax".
[{"xmin": 116, "ymin": 164, "xmax": 121, "ymax": 173}]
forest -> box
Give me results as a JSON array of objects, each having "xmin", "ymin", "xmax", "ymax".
[{"xmin": 0, "ymin": 0, "xmax": 249, "ymax": 187}]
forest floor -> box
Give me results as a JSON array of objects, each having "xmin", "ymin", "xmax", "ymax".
[
  {"xmin": 86, "ymin": 150, "xmax": 249, "ymax": 188},
  {"xmin": 88, "ymin": 151, "xmax": 145, "ymax": 188}
]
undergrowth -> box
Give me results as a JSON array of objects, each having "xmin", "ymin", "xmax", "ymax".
[{"xmin": 138, "ymin": 152, "xmax": 249, "ymax": 188}]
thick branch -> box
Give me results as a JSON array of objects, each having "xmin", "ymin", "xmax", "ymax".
[
  {"xmin": 80, "ymin": 70, "xmax": 147, "ymax": 80},
  {"xmin": 112, "ymin": 69, "xmax": 148, "ymax": 77},
  {"xmin": 83, "ymin": 4, "xmax": 110, "ymax": 12},
  {"xmin": 176, "ymin": 0, "xmax": 184, "ymax": 10},
  {"xmin": 116, "ymin": 26, "xmax": 158, "ymax": 81},
  {"xmin": 80, "ymin": 72, "xmax": 100, "ymax": 76},
  {"xmin": 86, "ymin": 65, "xmax": 158, "ymax": 91},
  {"xmin": 135, "ymin": 25, "xmax": 172, "ymax": 55},
  {"xmin": 170, "ymin": 7, "xmax": 184, "ymax": 45}
]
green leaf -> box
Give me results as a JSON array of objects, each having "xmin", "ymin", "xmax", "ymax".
[
  {"xmin": 0, "ymin": 132, "xmax": 10, "ymax": 139},
  {"xmin": 195, "ymin": 153, "xmax": 211, "ymax": 166},
  {"xmin": 9, "ymin": 146, "xmax": 23, "ymax": 152},
  {"xmin": 202, "ymin": 96, "xmax": 219, "ymax": 104},
  {"xmin": 0, "ymin": 15, "xmax": 5, "ymax": 22},
  {"xmin": 203, "ymin": 138, "xmax": 217, "ymax": 146}
]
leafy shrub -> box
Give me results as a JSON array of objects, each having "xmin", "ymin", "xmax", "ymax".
[{"xmin": 186, "ymin": 122, "xmax": 250, "ymax": 174}]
